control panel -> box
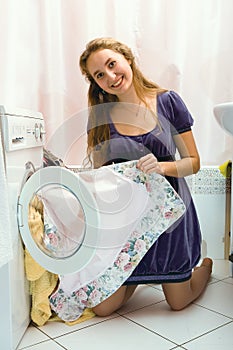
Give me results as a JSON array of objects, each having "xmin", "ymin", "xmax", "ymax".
[{"xmin": 0, "ymin": 107, "xmax": 45, "ymax": 152}]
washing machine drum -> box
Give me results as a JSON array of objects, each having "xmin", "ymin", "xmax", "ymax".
[{"xmin": 18, "ymin": 164, "xmax": 151, "ymax": 275}]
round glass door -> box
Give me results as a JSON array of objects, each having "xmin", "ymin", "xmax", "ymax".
[{"xmin": 18, "ymin": 166, "xmax": 99, "ymax": 274}]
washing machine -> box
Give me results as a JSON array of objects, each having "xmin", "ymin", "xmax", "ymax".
[
  {"xmin": 0, "ymin": 106, "xmax": 45, "ymax": 350},
  {"xmin": 0, "ymin": 104, "xmax": 102, "ymax": 350}
]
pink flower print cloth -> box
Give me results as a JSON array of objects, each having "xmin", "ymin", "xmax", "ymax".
[{"xmin": 49, "ymin": 161, "xmax": 186, "ymax": 321}]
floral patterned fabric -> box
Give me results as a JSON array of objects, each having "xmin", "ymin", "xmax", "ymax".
[{"xmin": 49, "ymin": 161, "xmax": 186, "ymax": 321}]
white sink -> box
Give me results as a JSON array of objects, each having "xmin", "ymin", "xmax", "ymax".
[{"xmin": 213, "ymin": 102, "xmax": 233, "ymax": 136}]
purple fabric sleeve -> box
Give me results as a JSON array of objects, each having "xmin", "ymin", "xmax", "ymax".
[{"xmin": 158, "ymin": 91, "xmax": 194, "ymax": 134}]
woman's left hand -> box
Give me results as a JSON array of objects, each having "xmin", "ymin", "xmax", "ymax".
[{"xmin": 136, "ymin": 154, "xmax": 164, "ymax": 175}]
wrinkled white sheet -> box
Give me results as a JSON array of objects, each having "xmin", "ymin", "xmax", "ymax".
[
  {"xmin": 47, "ymin": 161, "xmax": 186, "ymax": 321},
  {"xmin": 39, "ymin": 163, "xmax": 150, "ymax": 284}
]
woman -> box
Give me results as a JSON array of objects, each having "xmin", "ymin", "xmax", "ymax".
[{"xmin": 79, "ymin": 37, "xmax": 213, "ymax": 316}]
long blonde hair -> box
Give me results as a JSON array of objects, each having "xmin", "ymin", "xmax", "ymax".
[{"xmin": 79, "ymin": 37, "xmax": 167, "ymax": 167}]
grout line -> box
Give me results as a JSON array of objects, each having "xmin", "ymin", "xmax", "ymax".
[
  {"xmin": 221, "ymin": 277, "xmax": 233, "ymax": 285},
  {"xmin": 121, "ymin": 310, "xmax": 232, "ymax": 348},
  {"xmin": 191, "ymin": 302, "xmax": 233, "ymax": 321},
  {"xmin": 51, "ymin": 338, "xmax": 69, "ymax": 350},
  {"xmin": 116, "ymin": 299, "xmax": 166, "ymax": 316},
  {"xmin": 50, "ymin": 314, "xmax": 121, "ymax": 340},
  {"xmin": 18, "ymin": 338, "xmax": 66, "ymax": 350},
  {"xmin": 180, "ymin": 320, "xmax": 233, "ymax": 347},
  {"xmin": 120, "ymin": 314, "xmax": 179, "ymax": 347}
]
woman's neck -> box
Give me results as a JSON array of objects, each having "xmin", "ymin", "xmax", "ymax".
[{"xmin": 117, "ymin": 86, "xmax": 140, "ymax": 104}]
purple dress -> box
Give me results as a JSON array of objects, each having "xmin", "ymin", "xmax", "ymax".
[{"xmin": 95, "ymin": 91, "xmax": 201, "ymax": 284}]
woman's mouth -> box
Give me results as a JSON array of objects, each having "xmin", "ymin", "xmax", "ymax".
[{"xmin": 111, "ymin": 76, "xmax": 123, "ymax": 88}]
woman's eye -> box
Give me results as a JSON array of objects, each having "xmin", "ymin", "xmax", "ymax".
[
  {"xmin": 109, "ymin": 61, "xmax": 116, "ymax": 68},
  {"xmin": 96, "ymin": 72, "xmax": 104, "ymax": 79}
]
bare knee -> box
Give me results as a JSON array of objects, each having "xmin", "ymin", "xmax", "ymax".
[
  {"xmin": 166, "ymin": 298, "xmax": 187, "ymax": 311},
  {"xmin": 162, "ymin": 281, "xmax": 191, "ymax": 311},
  {"xmin": 92, "ymin": 285, "xmax": 137, "ymax": 317},
  {"xmin": 93, "ymin": 304, "xmax": 115, "ymax": 317}
]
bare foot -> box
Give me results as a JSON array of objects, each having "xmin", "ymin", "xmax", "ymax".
[
  {"xmin": 194, "ymin": 257, "xmax": 213, "ymax": 273},
  {"xmin": 201, "ymin": 257, "xmax": 213, "ymax": 272}
]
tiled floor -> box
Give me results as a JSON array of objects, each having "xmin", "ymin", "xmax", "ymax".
[{"xmin": 18, "ymin": 259, "xmax": 233, "ymax": 350}]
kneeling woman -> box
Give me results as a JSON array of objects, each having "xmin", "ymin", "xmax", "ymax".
[{"xmin": 79, "ymin": 37, "xmax": 213, "ymax": 316}]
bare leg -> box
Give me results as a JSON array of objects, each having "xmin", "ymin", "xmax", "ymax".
[
  {"xmin": 93, "ymin": 285, "xmax": 137, "ymax": 317},
  {"xmin": 162, "ymin": 257, "xmax": 213, "ymax": 311}
]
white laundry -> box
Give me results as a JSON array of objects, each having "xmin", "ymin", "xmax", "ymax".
[
  {"xmin": 38, "ymin": 165, "xmax": 150, "ymax": 279},
  {"xmin": 47, "ymin": 161, "xmax": 186, "ymax": 322}
]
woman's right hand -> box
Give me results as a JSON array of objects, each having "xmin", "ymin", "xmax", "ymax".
[{"xmin": 137, "ymin": 154, "xmax": 165, "ymax": 175}]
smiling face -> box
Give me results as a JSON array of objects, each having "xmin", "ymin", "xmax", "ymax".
[{"xmin": 86, "ymin": 49, "xmax": 134, "ymax": 98}]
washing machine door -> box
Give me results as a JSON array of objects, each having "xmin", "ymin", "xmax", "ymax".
[{"xmin": 17, "ymin": 166, "xmax": 99, "ymax": 275}]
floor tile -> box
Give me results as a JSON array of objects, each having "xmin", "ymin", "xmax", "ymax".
[
  {"xmin": 211, "ymin": 259, "xmax": 232, "ymax": 279},
  {"xmin": 183, "ymin": 322, "xmax": 233, "ymax": 349},
  {"xmin": 55, "ymin": 316, "xmax": 175, "ymax": 350},
  {"xmin": 123, "ymin": 300, "xmax": 230, "ymax": 345},
  {"xmin": 222, "ymin": 277, "xmax": 233, "ymax": 285},
  {"xmin": 194, "ymin": 280, "xmax": 233, "ymax": 318},
  {"xmin": 208, "ymin": 276, "xmax": 220, "ymax": 284},
  {"xmin": 18, "ymin": 339, "xmax": 67, "ymax": 350},
  {"xmin": 117, "ymin": 284, "xmax": 165, "ymax": 314},
  {"xmin": 149, "ymin": 283, "xmax": 163, "ymax": 290},
  {"xmin": 17, "ymin": 324, "xmax": 50, "ymax": 349},
  {"xmin": 37, "ymin": 312, "xmax": 119, "ymax": 338},
  {"xmin": 17, "ymin": 259, "xmax": 233, "ymax": 350}
]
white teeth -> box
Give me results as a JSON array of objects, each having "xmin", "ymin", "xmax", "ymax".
[{"xmin": 112, "ymin": 77, "xmax": 122, "ymax": 87}]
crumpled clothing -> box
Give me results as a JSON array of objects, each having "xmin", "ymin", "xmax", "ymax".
[{"xmin": 49, "ymin": 161, "xmax": 186, "ymax": 322}]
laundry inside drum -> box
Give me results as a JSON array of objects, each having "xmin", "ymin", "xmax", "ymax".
[{"xmin": 28, "ymin": 185, "xmax": 86, "ymax": 259}]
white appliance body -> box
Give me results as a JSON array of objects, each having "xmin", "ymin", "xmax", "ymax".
[{"xmin": 0, "ymin": 106, "xmax": 45, "ymax": 350}]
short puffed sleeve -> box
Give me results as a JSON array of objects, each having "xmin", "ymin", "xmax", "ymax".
[{"xmin": 158, "ymin": 91, "xmax": 194, "ymax": 134}]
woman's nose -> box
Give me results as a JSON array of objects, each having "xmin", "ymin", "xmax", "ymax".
[{"xmin": 106, "ymin": 70, "xmax": 116, "ymax": 80}]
